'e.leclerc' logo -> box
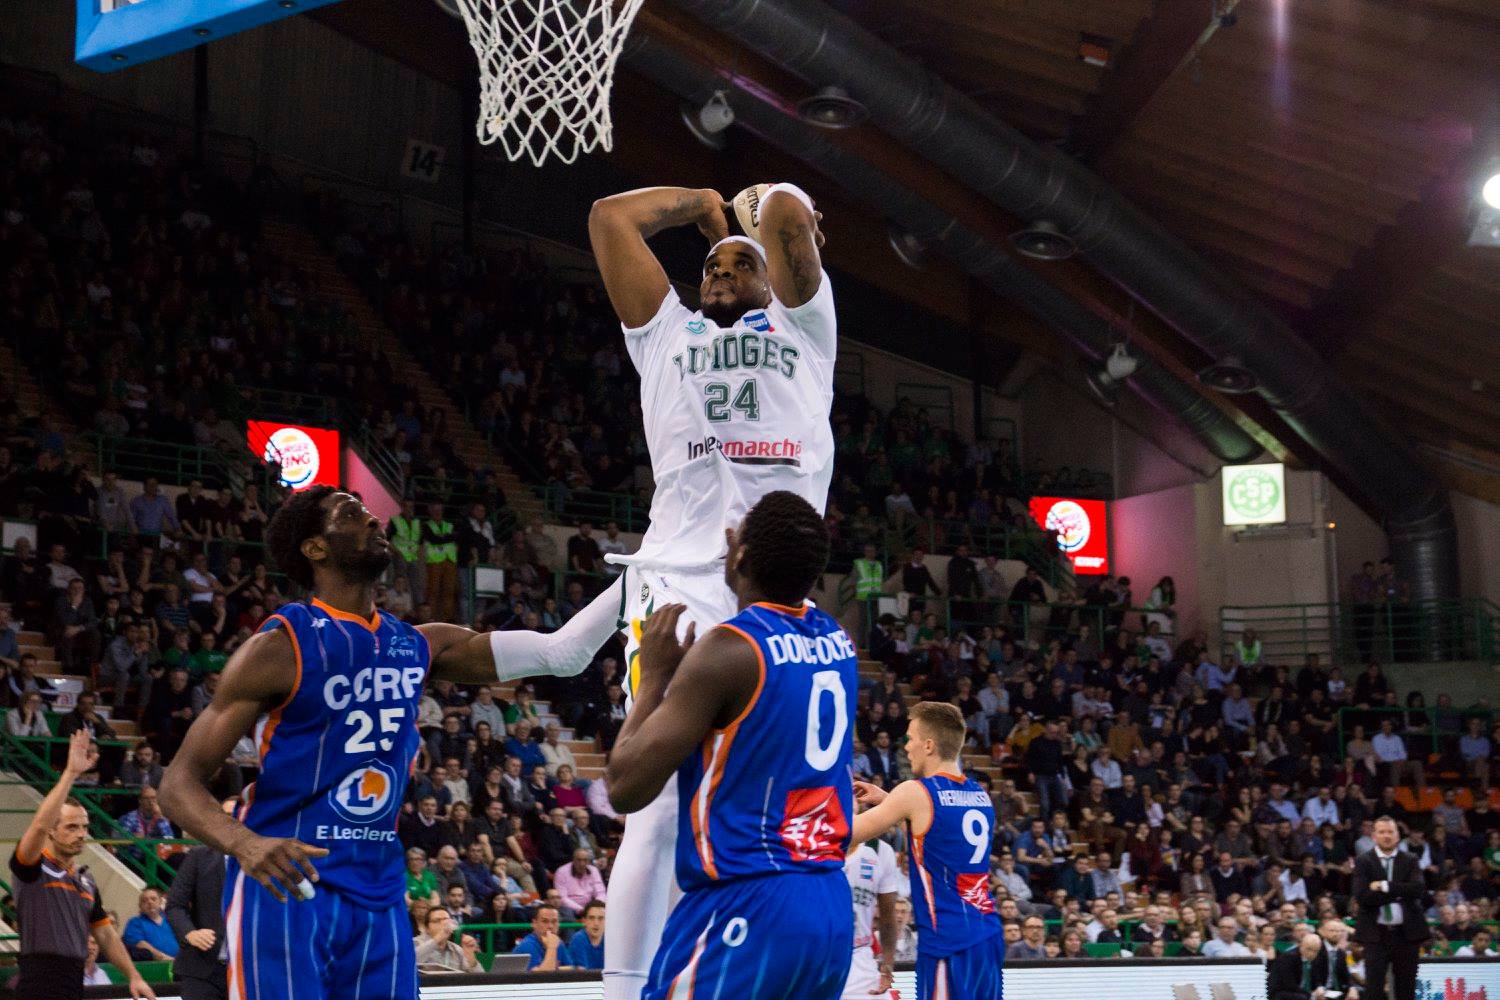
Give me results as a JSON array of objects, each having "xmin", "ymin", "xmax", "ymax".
[
  {"xmin": 1227, "ymin": 468, "xmax": 1280, "ymax": 520},
  {"xmin": 330, "ymin": 761, "xmax": 398, "ymax": 823},
  {"xmin": 264, "ymin": 426, "xmax": 321, "ymax": 488}
]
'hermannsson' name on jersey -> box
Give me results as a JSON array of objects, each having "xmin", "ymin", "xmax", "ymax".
[{"xmin": 620, "ymin": 276, "xmax": 836, "ymax": 568}]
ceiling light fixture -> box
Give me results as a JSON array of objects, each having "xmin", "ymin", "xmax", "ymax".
[
  {"xmin": 796, "ymin": 86, "xmax": 868, "ymax": 129},
  {"xmin": 1011, "ymin": 220, "xmax": 1077, "ymax": 261},
  {"xmin": 680, "ymin": 91, "xmax": 734, "ymax": 149}
]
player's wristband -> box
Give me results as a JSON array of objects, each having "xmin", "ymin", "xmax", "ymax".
[{"xmin": 763, "ymin": 182, "xmax": 815, "ymax": 214}]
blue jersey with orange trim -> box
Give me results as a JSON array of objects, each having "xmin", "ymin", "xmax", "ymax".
[
  {"xmin": 246, "ymin": 599, "xmax": 429, "ymax": 909},
  {"xmin": 907, "ymin": 773, "xmax": 1002, "ymax": 958},
  {"xmin": 674, "ymin": 601, "xmax": 859, "ymax": 893}
]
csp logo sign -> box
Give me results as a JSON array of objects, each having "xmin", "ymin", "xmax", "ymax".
[
  {"xmin": 330, "ymin": 760, "xmax": 398, "ymax": 823},
  {"xmin": 1222, "ymin": 463, "xmax": 1286, "ymax": 526}
]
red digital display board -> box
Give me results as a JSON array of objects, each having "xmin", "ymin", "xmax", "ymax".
[
  {"xmin": 1028, "ymin": 496, "xmax": 1110, "ymax": 575},
  {"xmin": 246, "ymin": 422, "xmax": 341, "ymax": 491}
]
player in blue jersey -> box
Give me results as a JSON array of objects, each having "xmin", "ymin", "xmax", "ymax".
[
  {"xmin": 605, "ymin": 490, "xmax": 858, "ymax": 1000},
  {"xmin": 852, "ymin": 702, "xmax": 1004, "ymax": 1000},
  {"xmin": 159, "ymin": 486, "xmax": 625, "ymax": 1000}
]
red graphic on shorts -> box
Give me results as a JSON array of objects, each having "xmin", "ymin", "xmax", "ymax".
[
  {"xmin": 955, "ymin": 872, "xmax": 996, "ymax": 914},
  {"xmin": 780, "ymin": 786, "xmax": 848, "ymax": 862}
]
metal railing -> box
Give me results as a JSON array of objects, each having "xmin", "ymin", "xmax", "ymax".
[
  {"xmin": 895, "ymin": 382, "xmax": 956, "ymax": 433},
  {"xmin": 854, "ymin": 594, "xmax": 1171, "ymax": 650},
  {"xmin": 1334, "ymin": 706, "xmax": 1496, "ymax": 760},
  {"xmin": 80, "ymin": 433, "xmax": 243, "ymax": 491},
  {"xmin": 1221, "ymin": 599, "xmax": 1500, "ymax": 665}
]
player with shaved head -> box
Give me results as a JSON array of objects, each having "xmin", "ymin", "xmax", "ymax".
[{"xmin": 589, "ymin": 181, "xmax": 837, "ymax": 999}]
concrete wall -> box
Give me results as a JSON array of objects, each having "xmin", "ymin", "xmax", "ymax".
[
  {"xmin": 1112, "ymin": 469, "xmax": 1346, "ymax": 652},
  {"xmin": 1453, "ymin": 492, "xmax": 1500, "ymax": 606},
  {"xmin": 1017, "ymin": 365, "xmax": 1225, "ymax": 498}
]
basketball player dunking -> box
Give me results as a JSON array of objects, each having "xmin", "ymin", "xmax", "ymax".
[
  {"xmin": 587, "ymin": 182, "xmax": 835, "ymax": 1000},
  {"xmin": 852, "ymin": 704, "xmax": 1005, "ymax": 1000},
  {"xmin": 159, "ymin": 487, "xmax": 624, "ymax": 1000},
  {"xmin": 605, "ymin": 492, "xmax": 858, "ymax": 1000}
]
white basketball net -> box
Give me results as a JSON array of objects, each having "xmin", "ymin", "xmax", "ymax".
[{"xmin": 451, "ymin": 0, "xmax": 646, "ymax": 166}]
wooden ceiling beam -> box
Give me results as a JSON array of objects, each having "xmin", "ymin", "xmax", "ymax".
[
  {"xmin": 1293, "ymin": 109, "xmax": 1488, "ymax": 353},
  {"xmin": 1067, "ymin": 0, "xmax": 1213, "ymax": 164},
  {"xmin": 910, "ymin": 25, "xmax": 1103, "ymax": 95},
  {"xmin": 1196, "ymin": 39, "xmax": 1451, "ymax": 122},
  {"xmin": 1140, "ymin": 87, "xmax": 1453, "ymax": 183},
  {"xmin": 1105, "ymin": 147, "xmax": 1382, "ymax": 249},
  {"xmin": 1132, "ymin": 116, "xmax": 1423, "ymax": 202},
  {"xmin": 1363, "ymin": 319, "xmax": 1500, "ymax": 388},
  {"xmin": 1109, "ymin": 163, "xmax": 1361, "ymax": 270},
  {"xmin": 1344, "ymin": 378, "xmax": 1500, "ymax": 457},
  {"xmin": 936, "ymin": 59, "xmax": 1092, "ymax": 116},
  {"xmin": 926, "ymin": 0, "xmax": 1154, "ymax": 42},
  {"xmin": 1224, "ymin": 2, "xmax": 1484, "ymax": 109},
  {"xmin": 1344, "ymin": 341, "xmax": 1500, "ymax": 427},
  {"xmin": 1104, "ymin": 140, "xmax": 1402, "ymax": 228}
]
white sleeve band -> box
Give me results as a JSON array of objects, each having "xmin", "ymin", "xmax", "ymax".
[
  {"xmin": 763, "ymin": 182, "xmax": 815, "ymax": 214},
  {"xmin": 488, "ymin": 574, "xmax": 625, "ymax": 682}
]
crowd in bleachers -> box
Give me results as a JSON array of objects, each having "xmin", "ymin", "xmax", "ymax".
[{"xmin": 1, "ymin": 95, "xmax": 1497, "ymax": 981}]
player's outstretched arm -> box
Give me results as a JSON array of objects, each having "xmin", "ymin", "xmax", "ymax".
[
  {"xmin": 760, "ymin": 185, "xmax": 825, "ymax": 308},
  {"xmin": 606, "ymin": 605, "xmax": 757, "ymax": 813},
  {"xmin": 851, "ymin": 779, "xmax": 930, "ymax": 844},
  {"xmin": 422, "ymin": 574, "xmax": 624, "ymax": 684},
  {"xmin": 160, "ymin": 628, "xmax": 328, "ymax": 903},
  {"xmin": 588, "ymin": 186, "xmax": 729, "ymax": 327}
]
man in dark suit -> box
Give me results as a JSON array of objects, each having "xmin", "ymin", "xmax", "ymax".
[
  {"xmin": 868, "ymin": 731, "xmax": 899, "ymax": 789},
  {"xmin": 166, "ymin": 831, "xmax": 229, "ymax": 1000},
  {"xmin": 1270, "ymin": 931, "xmax": 1337, "ymax": 1000},
  {"xmin": 1353, "ymin": 817, "xmax": 1430, "ymax": 1000}
]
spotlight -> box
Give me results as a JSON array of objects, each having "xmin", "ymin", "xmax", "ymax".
[
  {"xmin": 1085, "ymin": 366, "xmax": 1120, "ymax": 407},
  {"xmin": 887, "ymin": 226, "xmax": 928, "ymax": 269},
  {"xmin": 680, "ymin": 91, "xmax": 734, "ymax": 149},
  {"xmin": 796, "ymin": 86, "xmax": 868, "ymax": 129},
  {"xmin": 1483, "ymin": 172, "xmax": 1500, "ymax": 210},
  {"xmin": 1011, "ymin": 220, "xmax": 1077, "ymax": 261},
  {"xmin": 1105, "ymin": 343, "xmax": 1137, "ymax": 381},
  {"xmin": 1197, "ymin": 354, "xmax": 1259, "ymax": 394}
]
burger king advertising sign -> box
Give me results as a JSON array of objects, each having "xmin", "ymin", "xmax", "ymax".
[
  {"xmin": 1028, "ymin": 496, "xmax": 1109, "ymax": 575},
  {"xmin": 245, "ymin": 421, "xmax": 341, "ymax": 491}
]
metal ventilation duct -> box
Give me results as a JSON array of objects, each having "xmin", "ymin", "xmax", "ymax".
[
  {"xmin": 621, "ymin": 35, "xmax": 1261, "ymax": 466},
  {"xmin": 665, "ymin": 0, "xmax": 1459, "ymax": 610}
]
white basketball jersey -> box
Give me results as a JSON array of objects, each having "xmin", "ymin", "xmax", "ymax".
[
  {"xmin": 845, "ymin": 838, "xmax": 901, "ymax": 951},
  {"xmin": 615, "ymin": 274, "xmax": 837, "ymax": 569}
]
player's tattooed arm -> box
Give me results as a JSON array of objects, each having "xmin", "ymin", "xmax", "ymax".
[
  {"xmin": 606, "ymin": 605, "xmax": 757, "ymax": 813},
  {"xmin": 850, "ymin": 779, "xmax": 931, "ymax": 845},
  {"xmin": 160, "ymin": 628, "xmax": 328, "ymax": 903},
  {"xmin": 762, "ymin": 188, "xmax": 824, "ymax": 307},
  {"xmin": 589, "ymin": 186, "xmax": 729, "ymax": 327}
]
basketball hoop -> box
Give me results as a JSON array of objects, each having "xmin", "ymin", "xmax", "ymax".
[{"xmin": 444, "ymin": 0, "xmax": 646, "ymax": 166}]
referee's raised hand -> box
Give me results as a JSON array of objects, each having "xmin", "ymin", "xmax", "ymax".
[
  {"xmin": 63, "ymin": 729, "xmax": 99, "ymax": 778},
  {"xmin": 232, "ymin": 833, "xmax": 330, "ymax": 903}
]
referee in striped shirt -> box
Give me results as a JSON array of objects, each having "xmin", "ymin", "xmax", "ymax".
[{"xmin": 7, "ymin": 731, "xmax": 154, "ymax": 1000}]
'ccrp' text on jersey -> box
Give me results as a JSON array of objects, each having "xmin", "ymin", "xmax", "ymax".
[
  {"xmin": 674, "ymin": 601, "xmax": 858, "ymax": 893},
  {"xmin": 617, "ymin": 276, "xmax": 836, "ymax": 570},
  {"xmin": 907, "ymin": 773, "xmax": 1003, "ymax": 959},
  {"xmin": 244, "ymin": 599, "xmax": 428, "ymax": 909}
]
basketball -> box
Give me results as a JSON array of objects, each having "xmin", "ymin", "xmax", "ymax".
[{"xmin": 732, "ymin": 183, "xmax": 773, "ymax": 242}]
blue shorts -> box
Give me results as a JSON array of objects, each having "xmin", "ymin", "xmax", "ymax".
[
  {"xmin": 224, "ymin": 864, "xmax": 416, "ymax": 1000},
  {"xmin": 644, "ymin": 871, "xmax": 853, "ymax": 1000},
  {"xmin": 915, "ymin": 934, "xmax": 1005, "ymax": 1000}
]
